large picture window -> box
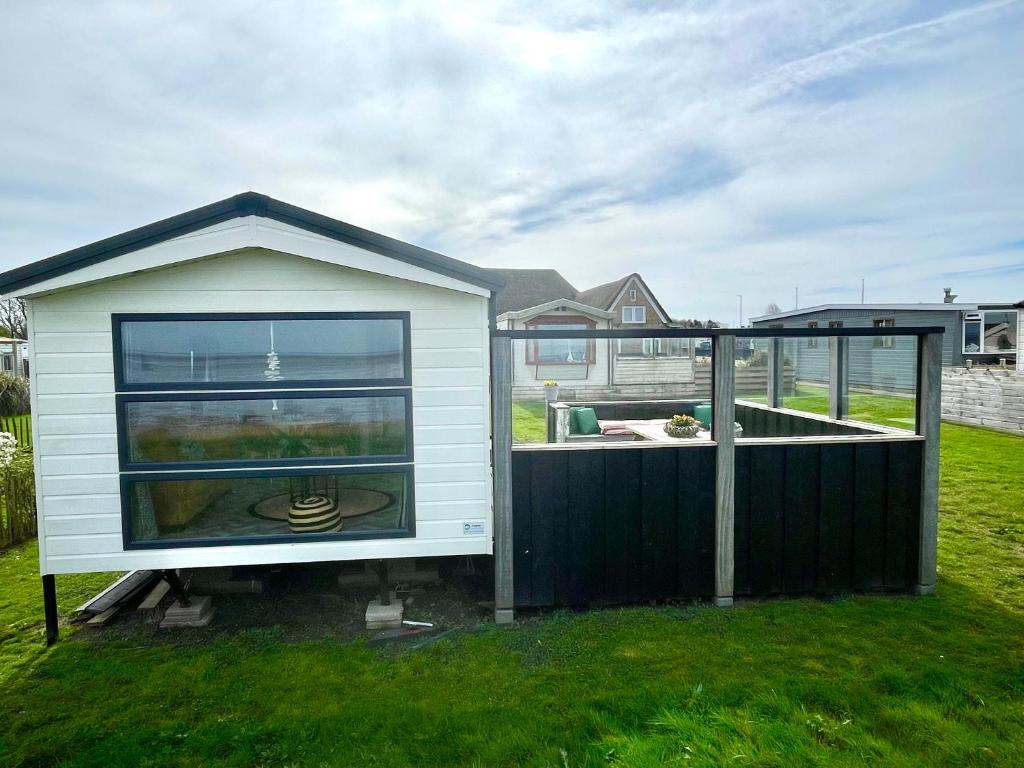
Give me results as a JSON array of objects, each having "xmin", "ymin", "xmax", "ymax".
[
  {"xmin": 524, "ymin": 317, "xmax": 596, "ymax": 365},
  {"xmin": 963, "ymin": 311, "xmax": 1017, "ymax": 355},
  {"xmin": 113, "ymin": 312, "xmax": 414, "ymax": 549}
]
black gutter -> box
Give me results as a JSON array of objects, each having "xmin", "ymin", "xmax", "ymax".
[{"xmin": 0, "ymin": 192, "xmax": 505, "ymax": 295}]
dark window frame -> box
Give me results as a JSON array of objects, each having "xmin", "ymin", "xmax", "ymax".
[
  {"xmin": 119, "ymin": 463, "xmax": 415, "ymax": 550},
  {"xmin": 112, "ymin": 311, "xmax": 416, "ymax": 549},
  {"xmin": 111, "ymin": 311, "xmax": 412, "ymax": 391}
]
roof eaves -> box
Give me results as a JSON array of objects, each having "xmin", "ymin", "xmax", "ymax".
[{"xmin": 0, "ymin": 192, "xmax": 504, "ymax": 295}]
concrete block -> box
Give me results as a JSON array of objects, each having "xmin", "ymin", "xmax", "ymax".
[
  {"xmin": 365, "ymin": 598, "xmax": 404, "ymax": 630},
  {"xmin": 494, "ymin": 608, "xmax": 515, "ymax": 625},
  {"xmin": 160, "ymin": 595, "xmax": 215, "ymax": 628}
]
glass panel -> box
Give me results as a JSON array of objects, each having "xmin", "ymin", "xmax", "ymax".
[
  {"xmin": 124, "ymin": 395, "xmax": 407, "ymax": 464},
  {"xmin": 512, "ymin": 335, "xmax": 712, "ymax": 445},
  {"xmin": 120, "ymin": 317, "xmax": 405, "ymax": 385},
  {"xmin": 527, "ymin": 324, "xmax": 591, "ymax": 364},
  {"xmin": 127, "ymin": 470, "xmax": 409, "ymax": 543},
  {"xmin": 845, "ymin": 335, "xmax": 917, "ymax": 430},
  {"xmin": 983, "ymin": 312, "xmax": 1017, "ymax": 353},
  {"xmin": 963, "ymin": 320, "xmax": 981, "ymax": 353}
]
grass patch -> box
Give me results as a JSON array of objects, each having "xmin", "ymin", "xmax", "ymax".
[
  {"xmin": 747, "ymin": 383, "xmax": 917, "ymax": 429},
  {"xmin": 512, "ymin": 400, "xmax": 547, "ymax": 443},
  {"xmin": 0, "ymin": 424, "xmax": 1021, "ymax": 766}
]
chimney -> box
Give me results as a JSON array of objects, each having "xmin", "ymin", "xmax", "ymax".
[{"xmin": 943, "ymin": 288, "xmax": 957, "ymax": 304}]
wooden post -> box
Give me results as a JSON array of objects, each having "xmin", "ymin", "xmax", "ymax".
[
  {"xmin": 712, "ymin": 334, "xmax": 736, "ymax": 607},
  {"xmin": 828, "ymin": 336, "xmax": 848, "ymax": 420},
  {"xmin": 766, "ymin": 337, "xmax": 784, "ymax": 408},
  {"xmin": 42, "ymin": 574, "xmax": 58, "ymax": 646},
  {"xmin": 491, "ymin": 336, "xmax": 515, "ymax": 624},
  {"xmin": 915, "ymin": 332, "xmax": 942, "ymax": 595}
]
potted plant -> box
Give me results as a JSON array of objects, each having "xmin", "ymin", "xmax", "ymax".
[
  {"xmin": 543, "ymin": 379, "xmax": 560, "ymax": 402},
  {"xmin": 664, "ymin": 413, "xmax": 700, "ymax": 438}
]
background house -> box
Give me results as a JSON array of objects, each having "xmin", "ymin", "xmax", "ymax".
[
  {"xmin": 751, "ymin": 298, "xmax": 1020, "ymax": 392},
  {"xmin": 490, "ymin": 269, "xmax": 696, "ymax": 398}
]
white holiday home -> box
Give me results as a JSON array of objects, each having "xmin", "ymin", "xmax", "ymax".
[{"xmin": 0, "ymin": 193, "xmax": 502, "ymax": 579}]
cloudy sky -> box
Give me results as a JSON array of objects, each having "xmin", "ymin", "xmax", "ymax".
[{"xmin": 1, "ymin": 0, "xmax": 1022, "ymax": 323}]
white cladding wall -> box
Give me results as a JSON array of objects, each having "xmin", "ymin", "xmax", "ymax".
[{"xmin": 30, "ymin": 248, "xmax": 493, "ymax": 574}]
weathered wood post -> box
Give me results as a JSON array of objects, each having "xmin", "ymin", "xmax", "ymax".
[
  {"xmin": 712, "ymin": 333, "xmax": 736, "ymax": 607},
  {"xmin": 828, "ymin": 336, "xmax": 848, "ymax": 420},
  {"xmin": 491, "ymin": 335, "xmax": 514, "ymax": 624},
  {"xmin": 915, "ymin": 332, "xmax": 942, "ymax": 595},
  {"xmin": 766, "ymin": 337, "xmax": 784, "ymax": 408}
]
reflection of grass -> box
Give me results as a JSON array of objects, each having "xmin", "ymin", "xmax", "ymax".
[
  {"xmin": 1, "ymin": 424, "xmax": 1021, "ymax": 765},
  {"xmin": 135, "ymin": 423, "xmax": 406, "ymax": 463},
  {"xmin": 746, "ymin": 384, "xmax": 917, "ymax": 429},
  {"xmin": 512, "ymin": 401, "xmax": 546, "ymax": 443}
]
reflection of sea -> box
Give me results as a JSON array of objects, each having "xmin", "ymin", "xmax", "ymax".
[
  {"xmin": 126, "ymin": 352, "xmax": 402, "ymax": 384},
  {"xmin": 128, "ymin": 395, "xmax": 402, "ymax": 430}
]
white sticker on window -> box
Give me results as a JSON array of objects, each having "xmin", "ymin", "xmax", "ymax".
[{"xmin": 463, "ymin": 522, "xmax": 485, "ymax": 535}]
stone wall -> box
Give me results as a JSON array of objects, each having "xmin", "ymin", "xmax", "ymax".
[{"xmin": 941, "ymin": 368, "xmax": 1024, "ymax": 435}]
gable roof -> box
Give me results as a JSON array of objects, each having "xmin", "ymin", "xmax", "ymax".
[
  {"xmin": 486, "ymin": 268, "xmax": 579, "ymax": 314},
  {"xmin": 0, "ymin": 192, "xmax": 504, "ymax": 295},
  {"xmin": 577, "ymin": 272, "xmax": 672, "ymax": 323}
]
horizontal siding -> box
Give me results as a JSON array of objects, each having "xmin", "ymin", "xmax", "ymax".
[{"xmin": 30, "ymin": 248, "xmax": 493, "ymax": 574}]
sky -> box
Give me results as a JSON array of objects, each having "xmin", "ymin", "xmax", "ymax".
[{"xmin": 1, "ymin": 0, "xmax": 1022, "ymax": 324}]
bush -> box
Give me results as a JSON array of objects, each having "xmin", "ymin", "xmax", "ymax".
[{"xmin": 0, "ymin": 373, "xmax": 29, "ymax": 417}]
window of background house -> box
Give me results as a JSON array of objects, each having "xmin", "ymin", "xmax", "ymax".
[
  {"xmin": 807, "ymin": 321, "xmax": 819, "ymax": 348},
  {"xmin": 629, "ymin": 288, "xmax": 637, "ymax": 301},
  {"xmin": 114, "ymin": 313, "xmax": 413, "ymax": 549},
  {"xmin": 964, "ymin": 311, "xmax": 1017, "ymax": 354},
  {"xmin": 525, "ymin": 321, "xmax": 594, "ymax": 364},
  {"xmin": 828, "ymin": 320, "xmax": 843, "ymax": 328},
  {"xmin": 622, "ymin": 306, "xmax": 646, "ymax": 323},
  {"xmin": 873, "ymin": 318, "xmax": 895, "ymax": 348}
]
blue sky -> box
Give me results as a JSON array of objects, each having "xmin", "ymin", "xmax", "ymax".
[{"xmin": 1, "ymin": 0, "xmax": 1022, "ymax": 323}]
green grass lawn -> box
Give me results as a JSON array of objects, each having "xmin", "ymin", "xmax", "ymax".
[
  {"xmin": 746, "ymin": 383, "xmax": 918, "ymax": 430},
  {"xmin": 512, "ymin": 400, "xmax": 547, "ymax": 443},
  {"xmin": 0, "ymin": 423, "xmax": 1022, "ymax": 766}
]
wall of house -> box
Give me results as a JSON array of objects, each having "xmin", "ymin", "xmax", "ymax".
[
  {"xmin": 753, "ymin": 308, "xmax": 962, "ymax": 391},
  {"xmin": 29, "ymin": 248, "xmax": 493, "ymax": 575}
]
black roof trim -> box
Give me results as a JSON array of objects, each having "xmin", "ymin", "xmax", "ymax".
[{"xmin": 0, "ymin": 191, "xmax": 504, "ymax": 294}]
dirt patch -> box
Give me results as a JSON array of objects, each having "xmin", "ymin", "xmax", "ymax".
[{"xmin": 78, "ymin": 558, "xmax": 494, "ymax": 647}]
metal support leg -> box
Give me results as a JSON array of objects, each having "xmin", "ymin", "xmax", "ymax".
[
  {"xmin": 374, "ymin": 559, "xmax": 390, "ymax": 606},
  {"xmin": 42, "ymin": 574, "xmax": 58, "ymax": 646},
  {"xmin": 162, "ymin": 570, "xmax": 190, "ymax": 607}
]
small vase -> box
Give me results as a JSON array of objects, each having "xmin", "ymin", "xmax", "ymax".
[{"xmin": 545, "ymin": 386, "xmax": 560, "ymax": 403}]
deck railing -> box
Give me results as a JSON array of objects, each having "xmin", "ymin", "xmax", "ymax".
[{"xmin": 490, "ymin": 326, "xmax": 943, "ymax": 621}]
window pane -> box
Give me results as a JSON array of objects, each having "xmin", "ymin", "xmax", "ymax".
[
  {"xmin": 964, "ymin": 320, "xmax": 981, "ymax": 352},
  {"xmin": 120, "ymin": 317, "xmax": 405, "ymax": 385},
  {"xmin": 983, "ymin": 312, "xmax": 1017, "ymax": 353},
  {"xmin": 127, "ymin": 471, "xmax": 409, "ymax": 543},
  {"xmin": 124, "ymin": 395, "xmax": 407, "ymax": 464}
]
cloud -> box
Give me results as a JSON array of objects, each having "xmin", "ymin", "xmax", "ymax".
[{"xmin": 0, "ymin": 0, "xmax": 1022, "ymax": 320}]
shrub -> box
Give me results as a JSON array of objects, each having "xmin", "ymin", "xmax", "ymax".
[{"xmin": 0, "ymin": 373, "xmax": 29, "ymax": 417}]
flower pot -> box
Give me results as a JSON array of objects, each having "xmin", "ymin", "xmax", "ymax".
[
  {"xmin": 544, "ymin": 385, "xmax": 560, "ymax": 403},
  {"xmin": 664, "ymin": 422, "xmax": 700, "ymax": 438}
]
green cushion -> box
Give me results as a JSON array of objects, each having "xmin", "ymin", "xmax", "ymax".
[{"xmin": 572, "ymin": 407, "xmax": 601, "ymax": 435}]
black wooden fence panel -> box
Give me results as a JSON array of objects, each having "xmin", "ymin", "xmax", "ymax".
[
  {"xmin": 512, "ymin": 446, "xmax": 716, "ymax": 607},
  {"xmin": 734, "ymin": 440, "xmax": 922, "ymax": 596}
]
